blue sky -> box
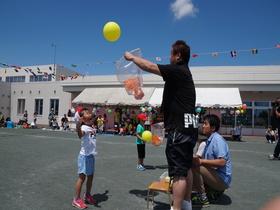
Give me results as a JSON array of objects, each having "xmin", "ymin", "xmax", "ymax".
[{"xmin": 1, "ymin": 0, "xmax": 279, "ymax": 76}]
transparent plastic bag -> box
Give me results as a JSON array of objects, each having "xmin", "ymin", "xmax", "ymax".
[
  {"xmin": 151, "ymin": 122, "xmax": 165, "ymax": 146},
  {"xmin": 116, "ymin": 49, "xmax": 144, "ymax": 99}
]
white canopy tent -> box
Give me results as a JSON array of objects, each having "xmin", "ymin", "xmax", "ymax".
[
  {"xmin": 72, "ymin": 87, "xmax": 155, "ymax": 106},
  {"xmin": 149, "ymin": 88, "xmax": 242, "ymax": 108}
]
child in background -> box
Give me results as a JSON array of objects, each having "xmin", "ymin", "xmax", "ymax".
[
  {"xmin": 96, "ymin": 114, "xmax": 104, "ymax": 133},
  {"xmin": 194, "ymin": 127, "xmax": 208, "ymax": 158},
  {"xmin": 125, "ymin": 119, "xmax": 133, "ymax": 135},
  {"xmin": 135, "ymin": 113, "xmax": 148, "ymax": 171},
  {"xmin": 119, "ymin": 124, "xmax": 126, "ymax": 136},
  {"xmin": 266, "ymin": 125, "xmax": 276, "ymax": 143},
  {"xmin": 51, "ymin": 117, "xmax": 59, "ymax": 130},
  {"xmin": 72, "ymin": 108, "xmax": 97, "ymax": 209}
]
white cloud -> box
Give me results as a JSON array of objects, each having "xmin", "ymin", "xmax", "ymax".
[{"xmin": 170, "ymin": 0, "xmax": 198, "ymax": 20}]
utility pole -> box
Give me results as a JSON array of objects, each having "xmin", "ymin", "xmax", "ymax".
[{"xmin": 51, "ymin": 43, "xmax": 58, "ymax": 75}]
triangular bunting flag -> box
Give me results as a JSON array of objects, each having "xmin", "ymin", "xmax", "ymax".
[
  {"xmin": 276, "ymin": 45, "xmax": 280, "ymax": 48},
  {"xmin": 212, "ymin": 52, "xmax": 218, "ymax": 57},
  {"xmin": 156, "ymin": 57, "xmax": 161, "ymax": 61},
  {"xmin": 192, "ymin": 54, "xmax": 198, "ymax": 57}
]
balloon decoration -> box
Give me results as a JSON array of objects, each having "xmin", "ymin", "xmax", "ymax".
[
  {"xmin": 140, "ymin": 105, "xmax": 154, "ymax": 113},
  {"xmin": 103, "ymin": 21, "xmax": 121, "ymax": 42},
  {"xmin": 196, "ymin": 107, "xmax": 202, "ymax": 113},
  {"xmin": 142, "ymin": 131, "xmax": 152, "ymax": 142},
  {"xmin": 107, "ymin": 109, "xmax": 112, "ymax": 114},
  {"xmin": 230, "ymin": 104, "xmax": 247, "ymax": 115}
]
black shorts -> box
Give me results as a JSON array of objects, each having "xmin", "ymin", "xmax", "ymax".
[
  {"xmin": 137, "ymin": 144, "xmax": 146, "ymax": 159},
  {"xmin": 165, "ymin": 128, "xmax": 197, "ymax": 177}
]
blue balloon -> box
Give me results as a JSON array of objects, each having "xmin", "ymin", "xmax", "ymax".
[{"xmin": 196, "ymin": 108, "xmax": 201, "ymax": 113}]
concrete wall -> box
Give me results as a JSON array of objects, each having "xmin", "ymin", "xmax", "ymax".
[
  {"xmin": 0, "ymin": 81, "xmax": 11, "ymax": 119},
  {"xmin": 10, "ymin": 82, "xmax": 72, "ymax": 125}
]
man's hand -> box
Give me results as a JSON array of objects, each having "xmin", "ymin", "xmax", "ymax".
[
  {"xmin": 124, "ymin": 52, "xmax": 134, "ymax": 61},
  {"xmin": 192, "ymin": 156, "xmax": 202, "ymax": 166}
]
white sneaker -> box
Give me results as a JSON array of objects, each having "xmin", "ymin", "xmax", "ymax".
[
  {"xmin": 268, "ymin": 154, "xmax": 277, "ymax": 160},
  {"xmin": 170, "ymin": 200, "xmax": 192, "ymax": 210}
]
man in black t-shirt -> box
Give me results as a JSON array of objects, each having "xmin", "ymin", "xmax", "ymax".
[{"xmin": 124, "ymin": 40, "xmax": 198, "ymax": 210}]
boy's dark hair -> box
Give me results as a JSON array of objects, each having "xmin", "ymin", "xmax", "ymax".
[
  {"xmin": 79, "ymin": 108, "xmax": 89, "ymax": 117},
  {"xmin": 172, "ymin": 40, "xmax": 190, "ymax": 64},
  {"xmin": 203, "ymin": 114, "xmax": 220, "ymax": 132}
]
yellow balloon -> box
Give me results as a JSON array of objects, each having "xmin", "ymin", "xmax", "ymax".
[
  {"xmin": 103, "ymin": 22, "xmax": 121, "ymax": 42},
  {"xmin": 142, "ymin": 131, "xmax": 152, "ymax": 142}
]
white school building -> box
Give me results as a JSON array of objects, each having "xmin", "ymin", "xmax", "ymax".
[{"xmin": 1, "ymin": 64, "xmax": 280, "ymax": 136}]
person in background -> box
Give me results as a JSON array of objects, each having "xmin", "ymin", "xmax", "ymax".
[
  {"xmin": 23, "ymin": 110, "xmax": 28, "ymax": 124},
  {"xmin": 119, "ymin": 124, "xmax": 126, "ymax": 136},
  {"xmin": 103, "ymin": 114, "xmax": 108, "ymax": 134},
  {"xmin": 135, "ymin": 113, "xmax": 148, "ymax": 170},
  {"xmin": 96, "ymin": 115, "xmax": 104, "ymax": 133},
  {"xmin": 51, "ymin": 117, "xmax": 59, "ymax": 130},
  {"xmin": 48, "ymin": 108, "xmax": 55, "ymax": 127},
  {"xmin": 114, "ymin": 108, "xmax": 121, "ymax": 133},
  {"xmin": 232, "ymin": 121, "xmax": 242, "ymax": 141},
  {"xmin": 194, "ymin": 127, "xmax": 207, "ymax": 159},
  {"xmin": 268, "ymin": 97, "xmax": 280, "ymax": 160},
  {"xmin": 68, "ymin": 109, "xmax": 72, "ymax": 117},
  {"xmin": 265, "ymin": 125, "xmax": 276, "ymax": 144},
  {"xmin": 125, "ymin": 119, "xmax": 133, "ymax": 135},
  {"xmin": 0, "ymin": 112, "xmax": 4, "ymax": 127},
  {"xmin": 192, "ymin": 115, "xmax": 232, "ymax": 208},
  {"xmin": 33, "ymin": 112, "xmax": 37, "ymax": 126},
  {"xmin": 61, "ymin": 114, "xmax": 68, "ymax": 129}
]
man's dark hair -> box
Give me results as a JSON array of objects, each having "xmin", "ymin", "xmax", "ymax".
[
  {"xmin": 203, "ymin": 114, "xmax": 220, "ymax": 132},
  {"xmin": 172, "ymin": 40, "xmax": 190, "ymax": 64}
]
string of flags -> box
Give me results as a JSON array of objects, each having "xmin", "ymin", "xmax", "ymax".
[
  {"xmin": 192, "ymin": 45, "xmax": 280, "ymax": 58},
  {"xmin": 1, "ymin": 45, "xmax": 279, "ymax": 79},
  {"xmin": 67, "ymin": 44, "xmax": 280, "ymax": 66},
  {"xmin": 0, "ymin": 63, "xmax": 85, "ymax": 81}
]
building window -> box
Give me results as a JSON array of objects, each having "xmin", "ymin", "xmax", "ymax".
[
  {"xmin": 221, "ymin": 101, "xmax": 271, "ymax": 129},
  {"xmin": 50, "ymin": 99, "xmax": 59, "ymax": 115},
  {"xmin": 237, "ymin": 108, "xmax": 253, "ymax": 128},
  {"xmin": 254, "ymin": 101, "xmax": 269, "ymax": 106},
  {"xmin": 35, "ymin": 99, "xmax": 43, "ymax": 115},
  {"xmin": 17, "ymin": 99, "xmax": 25, "ymax": 115},
  {"xmin": 254, "ymin": 109, "xmax": 269, "ymax": 128},
  {"xmin": 6, "ymin": 76, "xmax": 25, "ymax": 83},
  {"xmin": 30, "ymin": 75, "xmax": 52, "ymax": 82}
]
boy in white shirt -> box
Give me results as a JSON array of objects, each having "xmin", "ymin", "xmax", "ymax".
[{"xmin": 72, "ymin": 108, "xmax": 97, "ymax": 209}]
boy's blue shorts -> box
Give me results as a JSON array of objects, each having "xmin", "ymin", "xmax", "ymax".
[{"xmin": 78, "ymin": 154, "xmax": 95, "ymax": 175}]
